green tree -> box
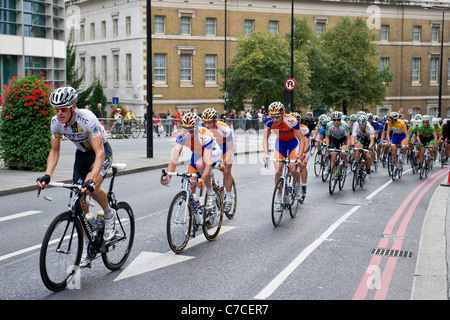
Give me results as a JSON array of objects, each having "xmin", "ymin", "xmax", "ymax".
[
  {"xmin": 319, "ymin": 17, "xmax": 394, "ymax": 114},
  {"xmin": 66, "ymin": 39, "xmax": 94, "ymax": 108},
  {"xmin": 89, "ymin": 78, "xmax": 107, "ymax": 116},
  {"xmin": 223, "ymin": 31, "xmax": 310, "ymax": 111}
]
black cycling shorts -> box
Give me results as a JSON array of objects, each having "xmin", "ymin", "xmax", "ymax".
[{"xmin": 73, "ymin": 142, "xmax": 113, "ymax": 185}]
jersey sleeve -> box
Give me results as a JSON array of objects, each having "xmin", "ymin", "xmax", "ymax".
[{"xmin": 50, "ymin": 116, "xmax": 61, "ymax": 140}]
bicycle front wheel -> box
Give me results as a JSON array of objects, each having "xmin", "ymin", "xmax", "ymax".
[
  {"xmin": 322, "ymin": 155, "xmax": 331, "ymax": 182},
  {"xmin": 203, "ymin": 186, "xmax": 224, "ymax": 241},
  {"xmin": 314, "ymin": 151, "xmax": 323, "ymax": 177},
  {"xmin": 329, "ymin": 162, "xmax": 338, "ymax": 195},
  {"xmin": 167, "ymin": 191, "xmax": 193, "ymax": 253},
  {"xmin": 271, "ymin": 178, "xmax": 285, "ymax": 227},
  {"xmin": 102, "ymin": 201, "xmax": 135, "ymax": 271},
  {"xmin": 39, "ymin": 211, "xmax": 83, "ymax": 292}
]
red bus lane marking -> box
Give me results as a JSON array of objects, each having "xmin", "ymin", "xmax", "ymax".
[{"xmin": 353, "ymin": 168, "xmax": 447, "ymax": 300}]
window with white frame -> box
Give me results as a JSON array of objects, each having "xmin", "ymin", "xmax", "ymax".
[
  {"xmin": 412, "ymin": 58, "xmax": 421, "ymax": 83},
  {"xmin": 269, "ymin": 21, "xmax": 278, "ymax": 35},
  {"xmin": 102, "ymin": 21, "xmax": 106, "ymax": 39},
  {"xmin": 80, "ymin": 56, "xmax": 86, "ymax": 84},
  {"xmin": 181, "ymin": 17, "xmax": 191, "ymax": 35},
  {"xmin": 80, "ymin": 24, "xmax": 85, "ymax": 41},
  {"xmin": 126, "ymin": 16, "xmax": 131, "ymax": 36},
  {"xmin": 154, "ymin": 53, "xmax": 166, "ymax": 84},
  {"xmin": 244, "ymin": 20, "xmax": 254, "ymax": 36},
  {"xmin": 205, "ymin": 54, "xmax": 216, "ymax": 84},
  {"xmin": 206, "ymin": 18, "xmax": 216, "ymax": 36},
  {"xmin": 113, "ymin": 54, "xmax": 119, "ymax": 85},
  {"xmin": 91, "ymin": 56, "xmax": 96, "ymax": 80},
  {"xmin": 430, "ymin": 57, "xmax": 439, "ymax": 83},
  {"xmin": 316, "ymin": 22, "xmax": 325, "ymax": 37},
  {"xmin": 429, "ymin": 107, "xmax": 438, "ymax": 117},
  {"xmin": 102, "ymin": 56, "xmax": 107, "ymax": 84},
  {"xmin": 90, "ymin": 22, "xmax": 95, "ymax": 40},
  {"xmin": 432, "ymin": 26, "xmax": 440, "ymax": 42},
  {"xmin": 180, "ymin": 54, "xmax": 192, "ymax": 83},
  {"xmin": 413, "ymin": 26, "xmax": 421, "ymax": 42},
  {"xmin": 113, "ymin": 18, "xmax": 118, "ymax": 37},
  {"xmin": 154, "ymin": 16, "xmax": 165, "ymax": 34},
  {"xmin": 126, "ymin": 54, "xmax": 132, "ymax": 84},
  {"xmin": 381, "ymin": 25, "xmax": 389, "ymax": 41},
  {"xmin": 380, "ymin": 57, "xmax": 389, "ymax": 69}
]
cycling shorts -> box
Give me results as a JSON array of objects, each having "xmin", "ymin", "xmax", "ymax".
[
  {"xmin": 391, "ymin": 133, "xmax": 407, "ymax": 146},
  {"xmin": 330, "ymin": 136, "xmax": 347, "ymax": 149},
  {"xmin": 188, "ymin": 145, "xmax": 222, "ymax": 173},
  {"xmin": 274, "ymin": 138, "xmax": 298, "ymax": 160},
  {"xmin": 73, "ymin": 142, "xmax": 113, "ymax": 185},
  {"xmin": 356, "ymin": 135, "xmax": 371, "ymax": 149},
  {"xmin": 420, "ymin": 136, "xmax": 434, "ymax": 147}
]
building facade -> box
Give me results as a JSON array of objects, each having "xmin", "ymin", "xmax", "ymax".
[
  {"xmin": 0, "ymin": 0, "xmax": 66, "ymax": 89},
  {"xmin": 66, "ymin": 0, "xmax": 147, "ymax": 116},
  {"xmin": 69, "ymin": 0, "xmax": 450, "ymax": 118}
]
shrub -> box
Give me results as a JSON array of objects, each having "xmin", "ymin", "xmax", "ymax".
[{"xmin": 0, "ymin": 73, "xmax": 55, "ymax": 171}]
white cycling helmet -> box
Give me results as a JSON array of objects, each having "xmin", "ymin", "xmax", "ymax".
[{"xmin": 50, "ymin": 86, "xmax": 78, "ymax": 108}]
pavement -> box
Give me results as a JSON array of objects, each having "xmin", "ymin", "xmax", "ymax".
[{"xmin": 1, "ymin": 131, "xmax": 450, "ymax": 299}]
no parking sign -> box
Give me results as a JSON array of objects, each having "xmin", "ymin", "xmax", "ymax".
[{"xmin": 284, "ymin": 78, "xmax": 296, "ymax": 91}]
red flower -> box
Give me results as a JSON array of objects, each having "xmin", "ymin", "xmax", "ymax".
[{"xmin": 6, "ymin": 115, "xmax": 11, "ymax": 119}]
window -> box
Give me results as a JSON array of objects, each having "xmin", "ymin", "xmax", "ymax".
[
  {"xmin": 80, "ymin": 24, "xmax": 85, "ymax": 41},
  {"xmin": 316, "ymin": 23, "xmax": 325, "ymax": 37},
  {"xmin": 428, "ymin": 107, "xmax": 438, "ymax": 117},
  {"xmin": 154, "ymin": 16, "xmax": 165, "ymax": 34},
  {"xmin": 412, "ymin": 58, "xmax": 421, "ymax": 83},
  {"xmin": 181, "ymin": 17, "xmax": 191, "ymax": 35},
  {"xmin": 244, "ymin": 20, "xmax": 254, "ymax": 36},
  {"xmin": 102, "ymin": 56, "xmax": 107, "ymax": 84},
  {"xmin": 380, "ymin": 57, "xmax": 389, "ymax": 69},
  {"xmin": 430, "ymin": 58, "xmax": 439, "ymax": 83},
  {"xmin": 113, "ymin": 18, "xmax": 118, "ymax": 37},
  {"xmin": 269, "ymin": 21, "xmax": 278, "ymax": 35},
  {"xmin": 80, "ymin": 56, "xmax": 86, "ymax": 84},
  {"xmin": 378, "ymin": 108, "xmax": 390, "ymax": 119},
  {"xmin": 206, "ymin": 18, "xmax": 216, "ymax": 36},
  {"xmin": 69, "ymin": 27, "xmax": 74, "ymax": 42},
  {"xmin": 23, "ymin": 0, "xmax": 46, "ymax": 38},
  {"xmin": 91, "ymin": 56, "xmax": 96, "ymax": 80},
  {"xmin": 126, "ymin": 16, "xmax": 131, "ymax": 36},
  {"xmin": 413, "ymin": 26, "xmax": 421, "ymax": 42},
  {"xmin": 180, "ymin": 54, "xmax": 192, "ymax": 82},
  {"xmin": 411, "ymin": 108, "xmax": 420, "ymax": 117},
  {"xmin": 102, "ymin": 21, "xmax": 106, "ymax": 38},
  {"xmin": 154, "ymin": 53, "xmax": 166, "ymax": 84},
  {"xmin": 24, "ymin": 56, "xmax": 46, "ymax": 77},
  {"xmin": 113, "ymin": 54, "xmax": 119, "ymax": 85},
  {"xmin": 432, "ymin": 26, "xmax": 440, "ymax": 42},
  {"xmin": 90, "ymin": 23, "xmax": 95, "ymax": 40},
  {"xmin": 381, "ymin": 25, "xmax": 389, "ymax": 41},
  {"xmin": 205, "ymin": 54, "xmax": 216, "ymax": 84},
  {"xmin": 126, "ymin": 54, "xmax": 132, "ymax": 84},
  {"xmin": 0, "ymin": 2, "xmax": 17, "ymax": 35}
]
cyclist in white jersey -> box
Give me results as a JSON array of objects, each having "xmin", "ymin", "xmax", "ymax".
[{"xmin": 36, "ymin": 86, "xmax": 115, "ymax": 268}]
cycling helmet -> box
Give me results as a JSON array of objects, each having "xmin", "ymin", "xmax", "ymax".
[
  {"xmin": 181, "ymin": 112, "xmax": 199, "ymax": 128},
  {"xmin": 290, "ymin": 112, "xmax": 301, "ymax": 122},
  {"xmin": 306, "ymin": 111, "xmax": 313, "ymax": 117},
  {"xmin": 432, "ymin": 118, "xmax": 439, "ymax": 125},
  {"xmin": 422, "ymin": 115, "xmax": 431, "ymax": 122},
  {"xmin": 50, "ymin": 86, "xmax": 78, "ymax": 108},
  {"xmin": 201, "ymin": 108, "xmax": 218, "ymax": 121},
  {"xmin": 399, "ymin": 113, "xmax": 404, "ymax": 120},
  {"xmin": 414, "ymin": 114, "xmax": 422, "ymax": 120},
  {"xmin": 357, "ymin": 116, "xmax": 367, "ymax": 126},
  {"xmin": 268, "ymin": 102, "xmax": 285, "ymax": 115},
  {"xmin": 366, "ymin": 113, "xmax": 373, "ymax": 120},
  {"xmin": 331, "ymin": 111, "xmax": 341, "ymax": 120},
  {"xmin": 349, "ymin": 114, "xmax": 357, "ymax": 122},
  {"xmin": 388, "ymin": 112, "xmax": 399, "ymax": 120}
]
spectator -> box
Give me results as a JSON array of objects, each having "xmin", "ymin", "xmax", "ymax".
[
  {"xmin": 154, "ymin": 113, "xmax": 161, "ymax": 137},
  {"xmin": 175, "ymin": 110, "xmax": 182, "ymax": 129},
  {"xmin": 94, "ymin": 103, "xmax": 103, "ymax": 119},
  {"xmin": 165, "ymin": 111, "xmax": 174, "ymax": 137}
]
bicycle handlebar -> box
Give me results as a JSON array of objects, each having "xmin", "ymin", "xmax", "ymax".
[
  {"xmin": 268, "ymin": 157, "xmax": 298, "ymax": 163},
  {"xmin": 161, "ymin": 169, "xmax": 201, "ymax": 179}
]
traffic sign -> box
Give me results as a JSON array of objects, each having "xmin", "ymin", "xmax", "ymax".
[
  {"xmin": 112, "ymin": 97, "xmax": 119, "ymax": 105},
  {"xmin": 284, "ymin": 78, "xmax": 296, "ymax": 91}
]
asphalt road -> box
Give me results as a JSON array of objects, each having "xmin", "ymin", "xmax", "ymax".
[{"xmin": 0, "ymin": 151, "xmax": 446, "ymax": 303}]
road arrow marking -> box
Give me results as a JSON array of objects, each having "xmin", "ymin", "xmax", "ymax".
[{"xmin": 114, "ymin": 226, "xmax": 235, "ymax": 281}]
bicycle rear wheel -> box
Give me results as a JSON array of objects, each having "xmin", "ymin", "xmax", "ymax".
[
  {"xmin": 329, "ymin": 162, "xmax": 338, "ymax": 195},
  {"xmin": 102, "ymin": 202, "xmax": 135, "ymax": 271},
  {"xmin": 224, "ymin": 179, "xmax": 237, "ymax": 219},
  {"xmin": 39, "ymin": 211, "xmax": 83, "ymax": 292},
  {"xmin": 314, "ymin": 151, "xmax": 323, "ymax": 177},
  {"xmin": 322, "ymin": 155, "xmax": 331, "ymax": 182},
  {"xmin": 352, "ymin": 163, "xmax": 360, "ymax": 191},
  {"xmin": 271, "ymin": 178, "xmax": 285, "ymax": 227},
  {"xmin": 167, "ymin": 191, "xmax": 193, "ymax": 253},
  {"xmin": 203, "ymin": 186, "xmax": 224, "ymax": 241}
]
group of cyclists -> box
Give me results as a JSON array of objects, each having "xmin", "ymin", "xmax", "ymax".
[{"xmin": 35, "ymin": 85, "xmax": 450, "ymax": 268}]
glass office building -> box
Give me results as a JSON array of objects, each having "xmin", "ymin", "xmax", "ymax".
[{"xmin": 0, "ymin": 0, "xmax": 66, "ymax": 89}]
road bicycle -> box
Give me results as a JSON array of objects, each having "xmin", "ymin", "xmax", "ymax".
[
  {"xmin": 328, "ymin": 149, "xmax": 348, "ymax": 195},
  {"xmin": 38, "ymin": 163, "xmax": 135, "ymax": 292},
  {"xmin": 409, "ymin": 143, "xmax": 420, "ymax": 174},
  {"xmin": 313, "ymin": 143, "xmax": 326, "ymax": 177},
  {"xmin": 351, "ymin": 148, "xmax": 370, "ymax": 191},
  {"xmin": 321, "ymin": 150, "xmax": 332, "ymax": 182},
  {"xmin": 211, "ymin": 162, "xmax": 237, "ymax": 219},
  {"xmin": 268, "ymin": 157, "xmax": 300, "ymax": 227},
  {"xmin": 438, "ymin": 138, "xmax": 448, "ymax": 168},
  {"xmin": 162, "ymin": 169, "xmax": 223, "ymax": 254},
  {"xmin": 388, "ymin": 143, "xmax": 405, "ymax": 181},
  {"xmin": 419, "ymin": 144, "xmax": 433, "ymax": 179},
  {"xmin": 110, "ymin": 119, "xmax": 140, "ymax": 139}
]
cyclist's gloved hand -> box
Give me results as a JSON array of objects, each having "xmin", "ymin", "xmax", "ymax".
[
  {"xmin": 36, "ymin": 174, "xmax": 51, "ymax": 188},
  {"xmin": 82, "ymin": 179, "xmax": 95, "ymax": 193},
  {"xmin": 263, "ymin": 154, "xmax": 270, "ymax": 164}
]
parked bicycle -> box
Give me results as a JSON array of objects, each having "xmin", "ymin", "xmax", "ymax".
[
  {"xmin": 268, "ymin": 157, "xmax": 300, "ymax": 227},
  {"xmin": 38, "ymin": 163, "xmax": 135, "ymax": 292},
  {"xmin": 328, "ymin": 149, "xmax": 348, "ymax": 195},
  {"xmin": 162, "ymin": 169, "xmax": 224, "ymax": 254}
]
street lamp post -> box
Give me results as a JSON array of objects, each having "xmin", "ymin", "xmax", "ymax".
[
  {"xmin": 146, "ymin": 0, "xmax": 153, "ymax": 158},
  {"xmin": 423, "ymin": 5, "xmax": 450, "ymax": 118},
  {"xmin": 223, "ymin": 0, "xmax": 228, "ymax": 113}
]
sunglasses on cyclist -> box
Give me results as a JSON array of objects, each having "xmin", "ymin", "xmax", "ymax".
[
  {"xmin": 53, "ymin": 107, "xmax": 71, "ymax": 113},
  {"xmin": 271, "ymin": 115, "xmax": 282, "ymax": 119},
  {"xmin": 332, "ymin": 119, "xmax": 341, "ymax": 122}
]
